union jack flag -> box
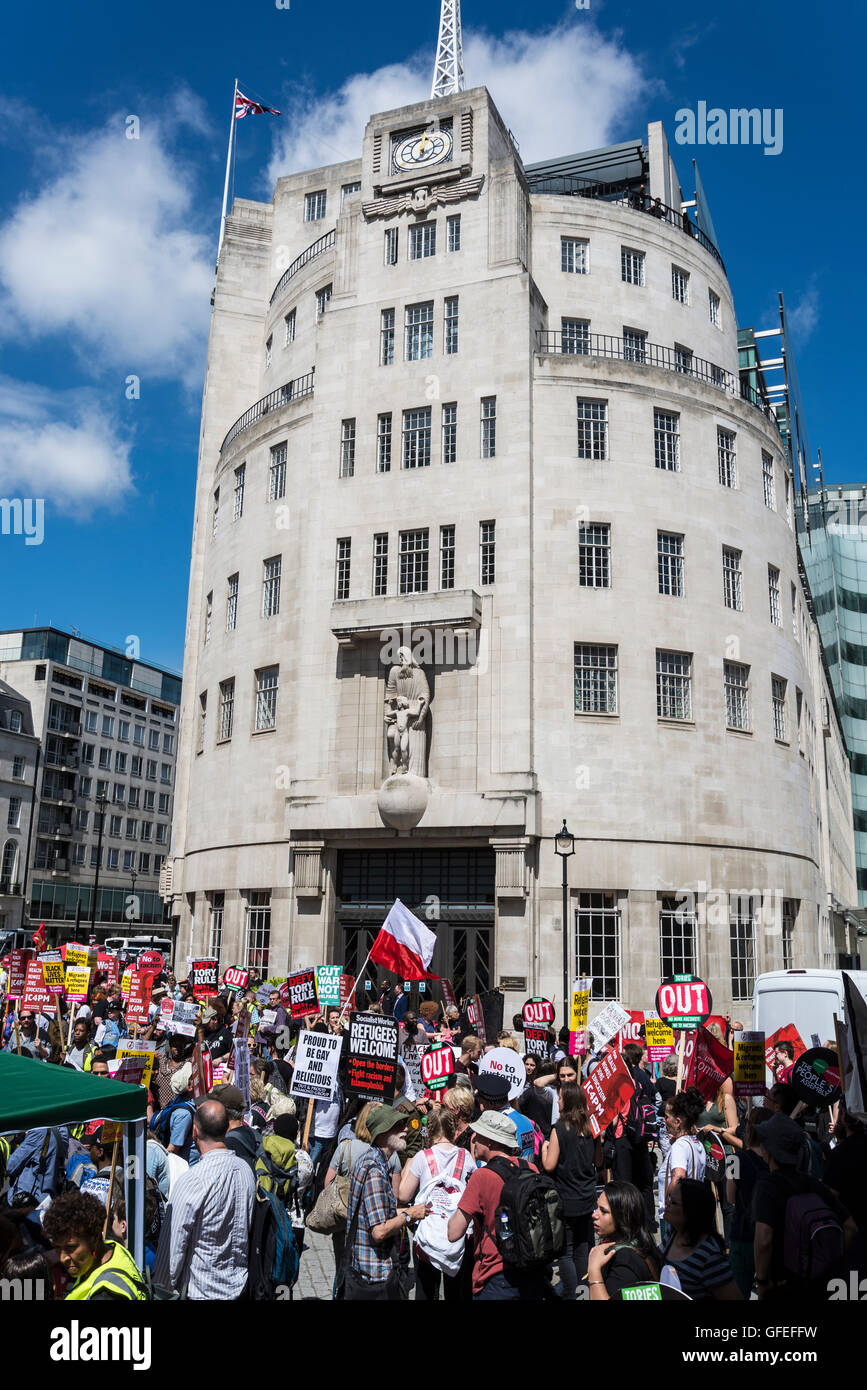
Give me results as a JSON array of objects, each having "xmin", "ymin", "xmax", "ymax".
[{"xmin": 235, "ymin": 90, "xmax": 281, "ymax": 119}]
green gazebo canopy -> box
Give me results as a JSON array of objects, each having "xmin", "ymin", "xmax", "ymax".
[{"xmin": 0, "ymin": 1051, "xmax": 147, "ymax": 1132}]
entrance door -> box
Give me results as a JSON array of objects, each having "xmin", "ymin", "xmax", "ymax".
[{"xmin": 442, "ymin": 923, "xmax": 493, "ymax": 1002}]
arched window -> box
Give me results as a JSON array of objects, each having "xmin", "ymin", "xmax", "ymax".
[{"xmin": 0, "ymin": 840, "xmax": 18, "ymax": 890}]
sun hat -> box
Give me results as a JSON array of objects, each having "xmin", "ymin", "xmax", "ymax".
[
  {"xmin": 366, "ymin": 1104, "xmax": 412, "ymax": 1142},
  {"xmin": 469, "ymin": 1110, "xmax": 519, "ymax": 1151}
]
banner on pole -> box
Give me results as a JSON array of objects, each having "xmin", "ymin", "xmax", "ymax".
[{"xmin": 584, "ymin": 1048, "xmax": 634, "ymax": 1137}]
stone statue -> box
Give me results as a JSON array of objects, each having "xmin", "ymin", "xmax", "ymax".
[{"xmin": 384, "ymin": 646, "xmax": 430, "ymax": 777}]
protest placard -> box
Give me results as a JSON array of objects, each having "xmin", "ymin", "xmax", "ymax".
[
  {"xmin": 588, "ymin": 1001, "xmax": 632, "ymax": 1050},
  {"xmin": 339, "ymin": 973, "xmax": 356, "ymax": 1011},
  {"xmin": 570, "ymin": 985, "xmax": 590, "ymax": 1034},
  {"xmin": 115, "ymin": 1040, "xmax": 156, "ymax": 1090},
  {"xmin": 138, "ymin": 950, "xmax": 164, "ymax": 973},
  {"xmin": 466, "ymin": 994, "xmax": 487, "ymax": 1045},
  {"xmin": 522, "ymin": 997, "xmax": 555, "ymax": 1026},
  {"xmin": 172, "ymin": 999, "xmax": 200, "ymax": 1024},
  {"xmin": 478, "ymin": 1047, "xmax": 526, "ymax": 1101},
  {"xmin": 441, "ymin": 978, "xmax": 457, "ymax": 1011},
  {"xmin": 160, "ymin": 997, "xmax": 174, "ymax": 1021},
  {"xmin": 224, "ymin": 966, "xmax": 250, "ymax": 992},
  {"xmin": 260, "ymin": 1010, "xmax": 277, "ymax": 1027},
  {"xmin": 65, "ymin": 942, "xmax": 97, "ymax": 970},
  {"xmin": 38, "ymin": 951, "xmax": 65, "ymax": 996},
  {"xmin": 402, "ymin": 1044, "xmax": 424, "ymax": 1098},
  {"xmin": 765, "ymin": 1024, "xmax": 807, "ymax": 1077},
  {"xmin": 191, "ymin": 958, "xmax": 219, "ymax": 999},
  {"xmin": 290, "ymin": 1030, "xmax": 343, "ymax": 1101},
  {"xmin": 8, "ymin": 949, "xmax": 33, "ymax": 999},
  {"xmin": 315, "ymin": 965, "xmax": 343, "ymax": 1008},
  {"xmin": 683, "ymin": 1025, "xmax": 734, "ymax": 1102},
  {"xmin": 114, "ymin": 1056, "xmax": 149, "ymax": 1087},
  {"xmin": 584, "ymin": 1047, "xmax": 634, "ymax": 1137},
  {"xmin": 234, "ymin": 1005, "xmax": 252, "ymax": 1039},
  {"xmin": 126, "ymin": 971, "xmax": 154, "ymax": 1028},
  {"xmin": 234, "ymin": 1039, "xmax": 251, "ymax": 1110},
  {"xmin": 644, "ymin": 1014, "xmax": 676, "ymax": 1063},
  {"xmin": 655, "ymin": 975, "xmax": 712, "ymax": 1031},
  {"xmin": 346, "ymin": 1012, "xmax": 399, "ymax": 1102},
  {"xmin": 523, "ymin": 1024, "xmax": 550, "ymax": 1059},
  {"xmin": 421, "ymin": 1040, "xmax": 455, "ymax": 1092},
  {"xmin": 100, "ymin": 954, "xmax": 120, "ymax": 989},
  {"xmin": 790, "ymin": 1048, "xmax": 842, "ymax": 1106},
  {"xmin": 120, "ymin": 968, "xmax": 133, "ymax": 998},
  {"xmin": 63, "ymin": 966, "xmax": 92, "ymax": 1003},
  {"xmin": 617, "ymin": 1010, "xmax": 646, "ymax": 1050},
  {"xmin": 733, "ymin": 1031, "xmax": 767, "ymax": 1096},
  {"xmin": 22, "ymin": 959, "xmax": 55, "ymax": 1014},
  {"xmin": 283, "ymin": 968, "xmax": 319, "ymax": 1021}
]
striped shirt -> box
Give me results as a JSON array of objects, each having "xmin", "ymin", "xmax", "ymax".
[
  {"xmin": 661, "ymin": 1233, "xmax": 734, "ymax": 1299},
  {"xmin": 153, "ymin": 1147, "xmax": 255, "ymax": 1299}
]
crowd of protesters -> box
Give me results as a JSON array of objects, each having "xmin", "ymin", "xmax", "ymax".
[{"xmin": 1, "ymin": 953, "xmax": 866, "ymax": 1304}]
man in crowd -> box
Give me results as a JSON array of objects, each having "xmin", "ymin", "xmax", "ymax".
[
  {"xmin": 154, "ymin": 1098, "xmax": 255, "ymax": 1299},
  {"xmin": 65, "ymin": 1017, "xmax": 96, "ymax": 1072},
  {"xmin": 43, "ymin": 1190, "xmax": 146, "ymax": 1300},
  {"xmin": 343, "ymin": 1105, "xmax": 431, "ymax": 1300},
  {"xmin": 773, "ymin": 1039, "xmax": 796, "ymax": 1084},
  {"xmin": 3, "ymin": 1010, "xmax": 50, "ymax": 1059},
  {"xmin": 454, "ymin": 1034, "xmax": 483, "ymax": 1080},
  {"xmin": 476, "ymin": 1072, "xmax": 536, "ymax": 1160},
  {"xmin": 6, "ymin": 1124, "xmax": 69, "ymax": 1208},
  {"xmin": 212, "ymin": 1083, "xmax": 259, "ymax": 1169}
]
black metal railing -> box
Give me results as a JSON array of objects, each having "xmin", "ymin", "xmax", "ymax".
[
  {"xmin": 269, "ymin": 229, "xmax": 336, "ymax": 306},
  {"xmin": 219, "ymin": 371, "xmax": 315, "ymax": 455},
  {"xmin": 535, "ymin": 331, "xmax": 779, "ymax": 430},
  {"xmin": 528, "ymin": 175, "xmax": 724, "ymax": 271}
]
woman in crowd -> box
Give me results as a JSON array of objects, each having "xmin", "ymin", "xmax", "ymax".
[
  {"xmin": 398, "ymin": 1104, "xmax": 476, "ymax": 1301},
  {"xmin": 587, "ymin": 1181, "xmax": 662, "ymax": 1299},
  {"xmin": 660, "ymin": 1178, "xmax": 743, "ymax": 1300},
  {"xmin": 441, "ymin": 1083, "xmax": 475, "ymax": 1150},
  {"xmin": 541, "ymin": 1083, "xmax": 600, "ymax": 1297},
  {"xmin": 727, "ymin": 1104, "xmax": 771, "ymax": 1297},
  {"xmin": 516, "ymin": 1054, "xmax": 558, "ymax": 1137},
  {"xmin": 657, "ymin": 1086, "xmax": 707, "ymax": 1238}
]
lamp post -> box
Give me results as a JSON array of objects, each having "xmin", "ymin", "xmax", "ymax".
[
  {"xmin": 554, "ymin": 820, "xmax": 575, "ymax": 1031},
  {"xmin": 89, "ymin": 793, "xmax": 109, "ymax": 934}
]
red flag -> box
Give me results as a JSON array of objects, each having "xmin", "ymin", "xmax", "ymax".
[
  {"xmin": 684, "ymin": 1026, "xmax": 734, "ymax": 1103},
  {"xmin": 235, "ymin": 90, "xmax": 281, "ymax": 119},
  {"xmin": 31, "ymin": 922, "xmax": 46, "ymax": 952}
]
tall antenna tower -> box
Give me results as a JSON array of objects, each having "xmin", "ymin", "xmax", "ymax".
[{"xmin": 431, "ymin": 0, "xmax": 464, "ymax": 99}]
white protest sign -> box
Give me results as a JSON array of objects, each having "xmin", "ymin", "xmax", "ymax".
[
  {"xmin": 478, "ymin": 1047, "xmax": 526, "ymax": 1101},
  {"xmin": 289, "ymin": 1030, "xmax": 343, "ymax": 1101},
  {"xmin": 234, "ymin": 1039, "xmax": 251, "ymax": 1111},
  {"xmin": 170, "ymin": 1021, "xmax": 197, "ymax": 1038},
  {"xmin": 402, "ymin": 1045, "xmax": 424, "ymax": 1099},
  {"xmin": 588, "ymin": 1001, "xmax": 632, "ymax": 1050}
]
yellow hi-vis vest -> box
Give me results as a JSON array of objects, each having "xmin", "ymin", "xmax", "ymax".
[{"xmin": 65, "ymin": 1241, "xmax": 147, "ymax": 1301}]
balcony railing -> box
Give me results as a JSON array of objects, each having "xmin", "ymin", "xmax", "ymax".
[
  {"xmin": 220, "ymin": 371, "xmax": 315, "ymax": 455},
  {"xmin": 535, "ymin": 331, "xmax": 779, "ymax": 430},
  {"xmin": 269, "ymin": 229, "xmax": 336, "ymax": 306}
]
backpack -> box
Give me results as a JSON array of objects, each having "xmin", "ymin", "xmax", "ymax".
[
  {"xmin": 488, "ymin": 1156, "xmax": 565, "ymax": 1270},
  {"xmin": 624, "ymin": 1083, "xmax": 658, "ymax": 1145},
  {"xmin": 247, "ymin": 1187, "xmax": 301, "ymax": 1299},
  {"xmin": 149, "ymin": 1098, "xmax": 195, "ymax": 1148},
  {"xmin": 782, "ymin": 1180, "xmax": 845, "ymax": 1282},
  {"xmin": 701, "ymin": 1134, "xmax": 727, "ymax": 1185},
  {"xmin": 413, "ymin": 1148, "xmax": 471, "ymax": 1276}
]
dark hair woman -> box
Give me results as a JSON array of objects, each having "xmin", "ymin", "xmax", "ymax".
[
  {"xmin": 587, "ymin": 1181, "xmax": 661, "ymax": 1299},
  {"xmin": 660, "ymin": 1178, "xmax": 742, "ymax": 1300},
  {"xmin": 541, "ymin": 1084, "xmax": 601, "ymax": 1298},
  {"xmin": 657, "ymin": 1086, "xmax": 707, "ymax": 1233}
]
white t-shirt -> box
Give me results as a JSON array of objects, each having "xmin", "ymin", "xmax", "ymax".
[
  {"xmin": 658, "ymin": 1134, "xmax": 706, "ymax": 1218},
  {"xmin": 313, "ymin": 1095, "xmax": 342, "ymax": 1139},
  {"xmin": 408, "ymin": 1143, "xmax": 476, "ymax": 1191}
]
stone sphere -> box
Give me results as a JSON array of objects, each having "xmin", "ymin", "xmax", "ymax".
[{"xmin": 377, "ymin": 773, "xmax": 430, "ymax": 831}]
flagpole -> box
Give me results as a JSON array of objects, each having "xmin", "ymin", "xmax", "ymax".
[
  {"xmin": 217, "ymin": 79, "xmax": 238, "ymax": 266},
  {"xmin": 337, "ymin": 943, "xmax": 376, "ymax": 1026}
]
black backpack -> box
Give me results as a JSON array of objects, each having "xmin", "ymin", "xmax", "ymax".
[
  {"xmin": 149, "ymin": 1098, "xmax": 195, "ymax": 1147},
  {"xmin": 487, "ymin": 1156, "xmax": 565, "ymax": 1270},
  {"xmin": 247, "ymin": 1187, "xmax": 302, "ymax": 1300}
]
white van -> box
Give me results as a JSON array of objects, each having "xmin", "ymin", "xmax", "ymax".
[
  {"xmin": 752, "ymin": 968, "xmax": 867, "ymax": 1046},
  {"xmin": 103, "ymin": 934, "xmax": 173, "ymax": 963}
]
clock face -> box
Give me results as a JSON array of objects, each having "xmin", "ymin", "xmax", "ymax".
[{"xmin": 391, "ymin": 127, "xmax": 453, "ymax": 173}]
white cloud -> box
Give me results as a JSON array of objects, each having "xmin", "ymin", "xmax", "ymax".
[
  {"xmin": 267, "ymin": 21, "xmax": 652, "ymax": 183},
  {"xmin": 787, "ymin": 284, "xmax": 819, "ymax": 343},
  {"xmin": 0, "ymin": 107, "xmax": 213, "ymax": 387},
  {"xmin": 0, "ymin": 377, "xmax": 133, "ymax": 516}
]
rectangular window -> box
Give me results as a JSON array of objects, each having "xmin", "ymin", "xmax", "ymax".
[
  {"xmin": 128, "ymin": 787, "xmax": 139, "ymax": 809},
  {"xmin": 444, "ymin": 296, "xmax": 459, "ymax": 355},
  {"xmin": 335, "ymin": 538, "xmax": 351, "ymax": 600},
  {"xmin": 480, "ymin": 521, "xmax": 496, "ymax": 586},
  {"xmin": 725, "ymin": 661, "xmax": 751, "ymax": 730},
  {"xmin": 85, "ymin": 710, "xmax": 98, "ymax": 734},
  {"xmin": 399, "ymin": 529, "xmax": 429, "ymax": 595},
  {"xmin": 269, "ymin": 443, "xmax": 287, "ymax": 501},
  {"xmin": 102, "ymin": 715, "xmax": 115, "ymax": 738},
  {"xmin": 284, "ymin": 309, "xmax": 296, "ymax": 345},
  {"xmin": 673, "ymin": 343, "xmax": 693, "ymax": 375},
  {"xmin": 447, "ymin": 214, "xmax": 461, "ymax": 252},
  {"xmin": 245, "ymin": 889, "xmax": 271, "ymax": 973},
  {"xmin": 376, "ymin": 413, "xmax": 392, "ymax": 473},
  {"xmin": 723, "ymin": 546, "xmax": 743, "ymax": 610},
  {"xmin": 380, "ymin": 308, "xmax": 395, "ymax": 365},
  {"xmin": 717, "ymin": 428, "xmax": 737, "ymax": 487},
  {"xmin": 657, "ymin": 650, "xmax": 692, "ymax": 721},
  {"xmin": 160, "ymin": 764, "xmax": 172, "ymax": 785},
  {"xmin": 109, "ymin": 814, "xmax": 121, "ymax": 837},
  {"xmin": 156, "ymin": 823, "xmax": 168, "ymax": 845},
  {"xmin": 442, "ymin": 403, "xmax": 457, "ymax": 464},
  {"xmin": 119, "ymin": 720, "xmax": 130, "ymax": 743},
  {"xmin": 133, "ymin": 726, "xmax": 144, "ymax": 747},
  {"xmin": 578, "ymin": 523, "xmax": 611, "ymax": 589},
  {"xmin": 658, "ymin": 532, "xmax": 684, "ymax": 597},
  {"xmin": 226, "ymin": 573, "xmax": 239, "ymax": 632},
  {"xmin": 122, "ymin": 850, "xmax": 133, "ymax": 872},
  {"xmin": 98, "ymin": 748, "xmax": 111, "ymax": 770},
  {"xmin": 208, "ymin": 892, "xmax": 225, "ymax": 960},
  {"xmin": 405, "ymin": 301, "xmax": 434, "ymax": 361},
  {"xmin": 402, "ymin": 407, "xmax": 432, "ymax": 469},
  {"xmin": 709, "ymin": 289, "xmax": 721, "ymax": 326},
  {"xmin": 772, "ymin": 675, "xmax": 788, "ymax": 741},
  {"xmin": 255, "ymin": 667, "xmax": 279, "ymax": 732},
  {"xmin": 315, "ymin": 283, "xmax": 332, "ymax": 316},
  {"xmin": 792, "ymin": 583, "xmax": 798, "ymax": 642},
  {"xmin": 233, "ymin": 463, "xmax": 246, "ymax": 519},
  {"xmin": 197, "ymin": 693, "xmax": 206, "ymax": 754},
  {"xmin": 114, "ymin": 751, "xmax": 127, "ymax": 773},
  {"xmin": 785, "ymin": 474, "xmax": 793, "ymax": 529},
  {"xmin": 149, "ymin": 732, "xmax": 160, "ymax": 752},
  {"xmin": 660, "ymin": 896, "xmax": 697, "ymax": 978},
  {"xmin": 621, "ymin": 247, "xmax": 645, "ymax": 286},
  {"xmin": 782, "ymin": 899, "xmax": 796, "ymax": 969},
  {"xmin": 576, "ymin": 891, "xmax": 620, "ymax": 1000},
  {"xmin": 561, "ymin": 237, "xmax": 589, "ymax": 274},
  {"xmin": 384, "ymin": 227, "xmax": 398, "ymax": 265},
  {"xmin": 112, "ymin": 783, "xmax": 125, "ymax": 804},
  {"xmin": 157, "ymin": 793, "xmax": 168, "ymax": 814},
  {"xmin": 730, "ymin": 895, "xmax": 757, "ymax": 1000},
  {"xmin": 204, "ymin": 592, "xmax": 212, "ymax": 646},
  {"xmin": 219, "ymin": 679, "xmax": 235, "ymax": 742},
  {"xmin": 622, "ymin": 327, "xmax": 647, "ymax": 364},
  {"xmin": 409, "ymin": 222, "xmax": 436, "ymax": 260},
  {"xmin": 574, "ymin": 644, "xmax": 618, "ymax": 715},
  {"xmin": 212, "ymin": 487, "xmax": 220, "ymax": 538},
  {"xmin": 577, "ymin": 399, "xmax": 608, "ymax": 460},
  {"xmin": 440, "ymin": 525, "xmax": 455, "ymax": 590},
  {"xmin": 340, "ymin": 418, "xmax": 356, "ymax": 478},
  {"xmin": 264, "ymin": 336, "xmax": 272, "ymax": 370},
  {"xmin": 481, "ymin": 397, "xmax": 496, "ymax": 459},
  {"xmin": 138, "ymin": 853, "xmax": 150, "ymax": 874},
  {"xmin": 654, "ymin": 409, "xmax": 680, "ymax": 471},
  {"xmin": 107, "ymin": 848, "xmax": 119, "ymax": 870},
  {"xmin": 146, "ymin": 760, "xmax": 157, "ymax": 780},
  {"xmin": 81, "ymin": 744, "xmax": 94, "ymax": 765},
  {"xmin": 90, "ymin": 846, "xmax": 100, "ymax": 869},
  {"xmin": 762, "ymin": 451, "xmax": 776, "ymax": 509},
  {"xmin": 7, "ymin": 797, "xmax": 21, "ymax": 829},
  {"xmin": 12, "ymin": 756, "xmax": 25, "ymax": 779},
  {"xmin": 561, "ymin": 318, "xmax": 590, "ymax": 355},
  {"xmin": 126, "ymin": 818, "xmax": 138, "ymax": 840},
  {"xmin": 671, "ymin": 265, "xmax": 690, "ymax": 303},
  {"xmin": 262, "ymin": 556, "xmax": 281, "ymax": 618},
  {"xmin": 341, "ymin": 181, "xmax": 360, "ymax": 206},
  {"xmin": 141, "ymin": 821, "xmax": 153, "ymax": 843},
  {"xmin": 768, "ymin": 565, "xmax": 781, "ymax": 625},
  {"xmin": 305, "ymin": 189, "xmax": 327, "ymax": 221},
  {"xmin": 372, "ymin": 534, "xmax": 389, "ymax": 597}
]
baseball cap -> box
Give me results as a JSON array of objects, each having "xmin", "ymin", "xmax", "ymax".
[{"xmin": 470, "ymin": 1110, "xmax": 519, "ymax": 1151}]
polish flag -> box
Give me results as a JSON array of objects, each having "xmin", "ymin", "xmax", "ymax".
[{"xmin": 370, "ymin": 899, "xmax": 439, "ymax": 981}]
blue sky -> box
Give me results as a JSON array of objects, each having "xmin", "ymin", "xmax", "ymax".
[{"xmin": 0, "ymin": 0, "xmax": 863, "ymax": 672}]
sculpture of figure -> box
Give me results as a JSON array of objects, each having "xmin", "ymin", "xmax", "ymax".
[{"xmin": 384, "ymin": 646, "xmax": 431, "ymax": 777}]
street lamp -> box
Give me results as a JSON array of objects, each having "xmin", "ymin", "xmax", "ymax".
[
  {"xmin": 554, "ymin": 820, "xmax": 575, "ymax": 1030},
  {"xmin": 89, "ymin": 793, "xmax": 109, "ymax": 934}
]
